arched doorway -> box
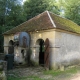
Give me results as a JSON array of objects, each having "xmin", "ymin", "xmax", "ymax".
[
  {"xmin": 8, "ymin": 40, "xmax": 14, "ymax": 54},
  {"xmin": 36, "ymin": 39, "xmax": 44, "ymax": 66}
]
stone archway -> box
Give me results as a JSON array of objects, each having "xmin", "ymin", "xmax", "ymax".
[
  {"xmin": 36, "ymin": 39, "xmax": 44, "ymax": 66},
  {"xmin": 8, "ymin": 40, "xmax": 14, "ymax": 54}
]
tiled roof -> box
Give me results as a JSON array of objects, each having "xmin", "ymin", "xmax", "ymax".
[
  {"xmin": 50, "ymin": 12, "xmax": 80, "ymax": 34},
  {"xmin": 3, "ymin": 11, "xmax": 80, "ymax": 35}
]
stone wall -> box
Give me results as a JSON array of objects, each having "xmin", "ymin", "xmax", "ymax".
[
  {"xmin": 4, "ymin": 34, "xmax": 14, "ymax": 54},
  {"xmin": 4, "ymin": 34, "xmax": 27, "ymax": 64},
  {"xmin": 4, "ymin": 29, "xmax": 80, "ymax": 70},
  {"xmin": 54, "ymin": 30, "xmax": 80, "ymax": 69},
  {"xmin": 30, "ymin": 30, "xmax": 55, "ymax": 68},
  {"xmin": 4, "ymin": 29, "xmax": 56, "ymax": 68},
  {"xmin": 0, "ymin": 60, "xmax": 7, "ymax": 80}
]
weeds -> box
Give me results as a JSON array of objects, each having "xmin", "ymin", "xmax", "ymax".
[
  {"xmin": 44, "ymin": 66, "xmax": 78, "ymax": 76},
  {"xmin": 7, "ymin": 66, "xmax": 80, "ymax": 80}
]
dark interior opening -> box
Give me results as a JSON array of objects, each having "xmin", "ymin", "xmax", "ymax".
[
  {"xmin": 21, "ymin": 49, "xmax": 24, "ymax": 58},
  {"xmin": 39, "ymin": 39, "xmax": 44, "ymax": 66},
  {"xmin": 8, "ymin": 40, "xmax": 14, "ymax": 54}
]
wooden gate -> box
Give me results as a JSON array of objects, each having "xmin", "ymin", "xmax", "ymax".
[{"xmin": 44, "ymin": 38, "xmax": 49, "ymax": 69}]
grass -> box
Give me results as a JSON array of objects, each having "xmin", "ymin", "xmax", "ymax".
[
  {"xmin": 44, "ymin": 66, "xmax": 79, "ymax": 76},
  {"xmin": 7, "ymin": 76, "xmax": 20, "ymax": 80},
  {"xmin": 7, "ymin": 76, "xmax": 43, "ymax": 80},
  {"xmin": 7, "ymin": 66, "xmax": 80, "ymax": 80}
]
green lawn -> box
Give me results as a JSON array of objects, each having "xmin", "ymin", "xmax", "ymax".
[
  {"xmin": 44, "ymin": 66, "xmax": 78, "ymax": 76},
  {"xmin": 7, "ymin": 76, "xmax": 43, "ymax": 80}
]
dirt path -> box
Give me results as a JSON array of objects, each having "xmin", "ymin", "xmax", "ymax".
[
  {"xmin": 70, "ymin": 73, "xmax": 80, "ymax": 80},
  {"xmin": 7, "ymin": 66, "xmax": 80, "ymax": 80}
]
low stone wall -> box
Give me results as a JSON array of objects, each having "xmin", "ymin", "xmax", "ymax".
[{"xmin": 0, "ymin": 60, "xmax": 7, "ymax": 80}]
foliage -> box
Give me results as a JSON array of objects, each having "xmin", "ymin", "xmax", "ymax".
[
  {"xmin": 23, "ymin": 0, "xmax": 60, "ymax": 20},
  {"xmin": 0, "ymin": 0, "xmax": 6, "ymax": 26},
  {"xmin": 54, "ymin": 0, "xmax": 80, "ymax": 25},
  {"xmin": 0, "ymin": 0, "xmax": 25, "ymax": 32},
  {"xmin": 44, "ymin": 66, "xmax": 78, "ymax": 76},
  {"xmin": 5, "ymin": 4, "xmax": 25, "ymax": 27},
  {"xmin": 7, "ymin": 76, "xmax": 20, "ymax": 80},
  {"xmin": 63, "ymin": 0, "xmax": 80, "ymax": 25},
  {"xmin": 7, "ymin": 76, "xmax": 42, "ymax": 80},
  {"xmin": 0, "ymin": 26, "xmax": 4, "ymax": 52},
  {"xmin": 0, "ymin": 0, "xmax": 25, "ymax": 52}
]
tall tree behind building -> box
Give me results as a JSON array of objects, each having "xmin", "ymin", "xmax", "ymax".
[
  {"xmin": 23, "ymin": 0, "xmax": 60, "ymax": 20},
  {"xmin": 0, "ymin": 0, "xmax": 25, "ymax": 52},
  {"xmin": 64, "ymin": 0, "xmax": 80, "ymax": 25}
]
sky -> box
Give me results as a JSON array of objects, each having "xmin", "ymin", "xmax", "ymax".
[
  {"xmin": 23, "ymin": 0, "xmax": 26, "ymax": 2},
  {"xmin": 22, "ymin": 0, "xmax": 26, "ymax": 5}
]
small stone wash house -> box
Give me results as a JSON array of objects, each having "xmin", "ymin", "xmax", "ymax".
[{"xmin": 3, "ymin": 11, "xmax": 80, "ymax": 70}]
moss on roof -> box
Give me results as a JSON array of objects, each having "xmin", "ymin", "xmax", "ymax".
[
  {"xmin": 50, "ymin": 12, "xmax": 80, "ymax": 34},
  {"xmin": 3, "ymin": 11, "xmax": 80, "ymax": 35}
]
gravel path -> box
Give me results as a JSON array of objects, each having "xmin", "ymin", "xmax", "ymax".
[
  {"xmin": 7, "ymin": 66, "xmax": 80, "ymax": 80},
  {"xmin": 8, "ymin": 66, "xmax": 53, "ymax": 80}
]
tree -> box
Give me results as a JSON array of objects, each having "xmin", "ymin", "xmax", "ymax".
[
  {"xmin": 23, "ymin": 0, "xmax": 60, "ymax": 20},
  {"xmin": 5, "ymin": 5, "xmax": 25, "ymax": 27},
  {"xmin": 64, "ymin": 0, "xmax": 80, "ymax": 25},
  {"xmin": 0, "ymin": 0, "xmax": 7, "ymax": 52},
  {"xmin": 0, "ymin": 0, "xmax": 6, "ymax": 26},
  {"xmin": 0, "ymin": 0, "xmax": 25, "ymax": 32},
  {"xmin": 4, "ymin": 0, "xmax": 26, "ymax": 31},
  {"xmin": 0, "ymin": 0, "xmax": 25, "ymax": 52},
  {"xmin": 0, "ymin": 27, "xmax": 3, "ymax": 52}
]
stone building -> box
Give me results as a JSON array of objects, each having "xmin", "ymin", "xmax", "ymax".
[{"xmin": 3, "ymin": 11, "xmax": 80, "ymax": 69}]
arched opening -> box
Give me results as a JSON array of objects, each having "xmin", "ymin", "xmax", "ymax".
[
  {"xmin": 8, "ymin": 40, "xmax": 14, "ymax": 54},
  {"xmin": 36, "ymin": 39, "xmax": 44, "ymax": 66},
  {"xmin": 21, "ymin": 49, "xmax": 25, "ymax": 58}
]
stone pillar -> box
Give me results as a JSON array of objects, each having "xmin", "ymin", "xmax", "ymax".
[{"xmin": 49, "ymin": 47, "xmax": 60, "ymax": 70}]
